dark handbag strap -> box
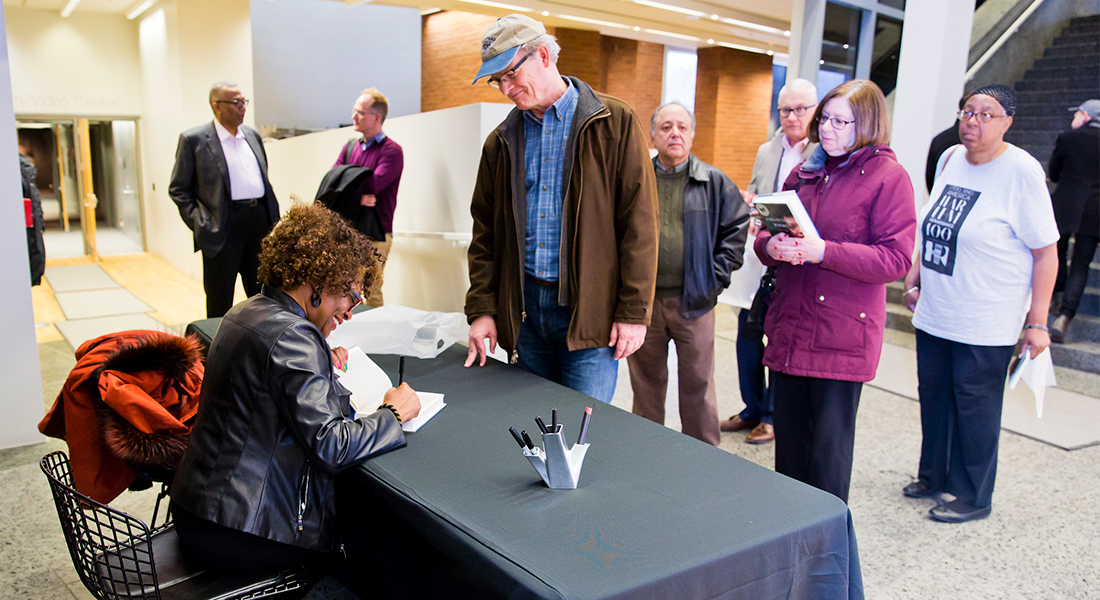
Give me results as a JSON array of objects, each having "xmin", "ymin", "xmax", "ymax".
[{"xmin": 343, "ymin": 138, "xmax": 358, "ymax": 164}]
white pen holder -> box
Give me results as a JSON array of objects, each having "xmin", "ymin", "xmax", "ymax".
[{"xmin": 523, "ymin": 432, "xmax": 589, "ymax": 489}]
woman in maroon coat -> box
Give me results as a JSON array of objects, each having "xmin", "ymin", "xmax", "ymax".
[{"xmin": 754, "ymin": 79, "xmax": 917, "ymax": 503}]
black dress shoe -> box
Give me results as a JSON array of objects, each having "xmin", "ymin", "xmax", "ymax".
[
  {"xmin": 902, "ymin": 481, "xmax": 939, "ymax": 499},
  {"xmin": 929, "ymin": 500, "xmax": 991, "ymax": 523}
]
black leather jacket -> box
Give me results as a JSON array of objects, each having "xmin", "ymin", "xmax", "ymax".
[{"xmin": 171, "ymin": 286, "xmax": 405, "ymax": 551}]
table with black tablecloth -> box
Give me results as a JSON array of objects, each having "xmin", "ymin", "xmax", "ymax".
[{"xmin": 340, "ymin": 347, "xmax": 863, "ymax": 600}]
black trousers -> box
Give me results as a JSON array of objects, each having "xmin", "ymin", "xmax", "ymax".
[
  {"xmin": 915, "ymin": 329, "xmax": 1014, "ymax": 510},
  {"xmin": 771, "ymin": 372, "xmax": 863, "ymax": 504},
  {"xmin": 1055, "ymin": 233, "xmax": 1099, "ymax": 318},
  {"xmin": 172, "ymin": 501, "xmax": 329, "ymax": 570},
  {"xmin": 203, "ymin": 202, "xmax": 271, "ymax": 318}
]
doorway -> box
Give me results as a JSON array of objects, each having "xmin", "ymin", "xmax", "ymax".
[{"xmin": 17, "ymin": 118, "xmax": 145, "ymax": 259}]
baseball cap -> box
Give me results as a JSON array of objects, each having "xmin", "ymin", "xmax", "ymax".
[
  {"xmin": 473, "ymin": 14, "xmax": 546, "ymax": 84},
  {"xmin": 1069, "ymin": 99, "xmax": 1100, "ymax": 119}
]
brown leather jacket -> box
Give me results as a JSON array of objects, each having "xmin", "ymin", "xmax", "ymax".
[{"xmin": 465, "ymin": 77, "xmax": 658, "ymax": 360}]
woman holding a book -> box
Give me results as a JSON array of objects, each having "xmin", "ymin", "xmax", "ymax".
[
  {"xmin": 902, "ymin": 85, "xmax": 1058, "ymax": 523},
  {"xmin": 170, "ymin": 202, "xmax": 420, "ymax": 572},
  {"xmin": 754, "ymin": 79, "xmax": 916, "ymax": 504}
]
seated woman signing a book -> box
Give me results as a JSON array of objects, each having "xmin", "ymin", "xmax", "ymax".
[
  {"xmin": 753, "ymin": 79, "xmax": 916, "ymax": 504},
  {"xmin": 170, "ymin": 202, "xmax": 420, "ymax": 571}
]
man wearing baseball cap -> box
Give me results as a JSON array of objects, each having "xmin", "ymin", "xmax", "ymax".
[
  {"xmin": 1049, "ymin": 99, "xmax": 1100, "ymax": 343},
  {"xmin": 463, "ymin": 14, "xmax": 659, "ymax": 404}
]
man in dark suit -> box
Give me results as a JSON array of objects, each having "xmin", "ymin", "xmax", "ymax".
[
  {"xmin": 1049, "ymin": 99, "xmax": 1100, "ymax": 343},
  {"xmin": 169, "ymin": 82, "xmax": 280, "ymax": 317}
]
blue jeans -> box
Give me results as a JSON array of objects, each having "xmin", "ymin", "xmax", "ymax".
[
  {"xmin": 736, "ymin": 308, "xmax": 773, "ymax": 425},
  {"xmin": 516, "ymin": 277, "xmax": 618, "ymax": 403}
]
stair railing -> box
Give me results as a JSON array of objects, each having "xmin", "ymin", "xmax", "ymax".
[{"xmin": 966, "ymin": 0, "xmax": 1048, "ymax": 81}]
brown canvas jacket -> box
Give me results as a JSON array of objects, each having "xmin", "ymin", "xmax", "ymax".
[{"xmin": 465, "ymin": 77, "xmax": 658, "ymax": 359}]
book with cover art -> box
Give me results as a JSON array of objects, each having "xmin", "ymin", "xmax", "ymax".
[{"xmin": 753, "ymin": 190, "xmax": 820, "ymax": 238}]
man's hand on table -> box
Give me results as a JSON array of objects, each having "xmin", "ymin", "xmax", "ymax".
[{"xmin": 465, "ymin": 315, "xmax": 498, "ymax": 367}]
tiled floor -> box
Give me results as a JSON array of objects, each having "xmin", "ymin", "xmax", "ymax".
[{"xmin": 3, "ymin": 256, "xmax": 1098, "ymax": 599}]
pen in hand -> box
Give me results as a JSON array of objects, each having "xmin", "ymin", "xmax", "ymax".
[{"xmin": 398, "ymin": 356, "xmax": 406, "ymax": 385}]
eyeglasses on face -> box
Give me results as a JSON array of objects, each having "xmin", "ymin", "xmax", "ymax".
[
  {"xmin": 214, "ymin": 98, "xmax": 249, "ymax": 108},
  {"xmin": 956, "ymin": 110, "xmax": 1007, "ymax": 124},
  {"xmin": 817, "ymin": 114, "xmax": 856, "ymax": 130},
  {"xmin": 779, "ymin": 105, "xmax": 815, "ymax": 117},
  {"xmin": 488, "ymin": 52, "xmax": 534, "ymax": 89},
  {"xmin": 347, "ymin": 289, "xmax": 364, "ymax": 309}
]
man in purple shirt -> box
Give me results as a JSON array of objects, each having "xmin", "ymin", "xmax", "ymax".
[{"xmin": 334, "ymin": 87, "xmax": 404, "ymax": 307}]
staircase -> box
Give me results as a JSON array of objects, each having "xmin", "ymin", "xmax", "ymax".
[{"xmin": 1008, "ymin": 14, "xmax": 1100, "ymax": 172}]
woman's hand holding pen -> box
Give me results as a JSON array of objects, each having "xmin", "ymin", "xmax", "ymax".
[
  {"xmin": 767, "ymin": 232, "xmax": 825, "ymax": 265},
  {"xmin": 384, "ymin": 383, "xmax": 421, "ymax": 422}
]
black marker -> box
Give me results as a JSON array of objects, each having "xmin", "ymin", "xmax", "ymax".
[
  {"xmin": 398, "ymin": 356, "xmax": 406, "ymax": 385},
  {"xmin": 521, "ymin": 430, "xmax": 535, "ymax": 450},
  {"xmin": 535, "ymin": 416, "xmax": 549, "ymax": 434},
  {"xmin": 509, "ymin": 427, "xmax": 525, "ymax": 449},
  {"xmin": 577, "ymin": 406, "xmax": 592, "ymax": 445},
  {"xmin": 552, "ymin": 408, "xmax": 557, "ymax": 432}
]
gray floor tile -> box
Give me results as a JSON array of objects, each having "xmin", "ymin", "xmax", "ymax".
[
  {"xmin": 54, "ymin": 289, "xmax": 153, "ymax": 321},
  {"xmin": 43, "ymin": 265, "xmax": 119, "ymax": 293},
  {"xmin": 54, "ymin": 314, "xmax": 166, "ymax": 350}
]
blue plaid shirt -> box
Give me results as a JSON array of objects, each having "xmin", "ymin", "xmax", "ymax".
[{"xmin": 523, "ymin": 80, "xmax": 578, "ymax": 280}]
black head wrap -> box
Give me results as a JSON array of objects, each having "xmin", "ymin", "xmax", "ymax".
[{"xmin": 968, "ymin": 84, "xmax": 1017, "ymax": 116}]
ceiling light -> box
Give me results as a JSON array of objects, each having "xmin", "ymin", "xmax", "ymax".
[
  {"xmin": 557, "ymin": 14, "xmax": 630, "ymax": 29},
  {"xmin": 456, "ymin": 0, "xmax": 532, "ymax": 12},
  {"xmin": 717, "ymin": 41, "xmax": 768, "ymax": 55},
  {"xmin": 842, "ymin": 43, "xmax": 849, "ymax": 49},
  {"xmin": 633, "ymin": 26, "xmax": 641, "ymax": 31},
  {"xmin": 717, "ymin": 16, "xmax": 786, "ymax": 36},
  {"xmin": 710, "ymin": 14, "xmax": 719, "ymax": 20},
  {"xmin": 707, "ymin": 39, "xmax": 715, "ymax": 44},
  {"xmin": 784, "ymin": 30, "xmax": 791, "ymax": 37},
  {"xmin": 541, "ymin": 10, "xmax": 549, "ymax": 16},
  {"xmin": 631, "ymin": 0, "xmax": 706, "ymax": 18},
  {"xmin": 60, "ymin": 0, "xmax": 80, "ymax": 17},
  {"xmin": 767, "ymin": 50, "xmax": 774, "ymax": 56},
  {"xmin": 644, "ymin": 28, "xmax": 701, "ymax": 42},
  {"xmin": 125, "ymin": 0, "xmax": 156, "ymax": 20},
  {"xmin": 819, "ymin": 59, "xmax": 825, "ymax": 64},
  {"xmin": 419, "ymin": 7, "xmax": 443, "ymax": 15}
]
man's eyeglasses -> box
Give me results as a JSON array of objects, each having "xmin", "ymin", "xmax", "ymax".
[
  {"xmin": 778, "ymin": 105, "xmax": 815, "ymax": 117},
  {"xmin": 214, "ymin": 98, "xmax": 250, "ymax": 108},
  {"xmin": 817, "ymin": 114, "xmax": 856, "ymax": 130},
  {"xmin": 956, "ymin": 110, "xmax": 1007, "ymax": 124},
  {"xmin": 488, "ymin": 52, "xmax": 534, "ymax": 89}
]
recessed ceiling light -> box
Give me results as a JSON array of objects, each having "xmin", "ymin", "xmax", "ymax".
[
  {"xmin": 631, "ymin": 0, "xmax": 706, "ymax": 18},
  {"xmin": 456, "ymin": 0, "xmax": 532, "ymax": 13},
  {"xmin": 60, "ymin": 0, "xmax": 80, "ymax": 18},
  {"xmin": 557, "ymin": 14, "xmax": 630, "ymax": 29}
]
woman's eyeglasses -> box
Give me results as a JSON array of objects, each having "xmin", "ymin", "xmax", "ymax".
[
  {"xmin": 956, "ymin": 110, "xmax": 1007, "ymax": 124},
  {"xmin": 817, "ymin": 114, "xmax": 856, "ymax": 130},
  {"xmin": 347, "ymin": 289, "xmax": 364, "ymax": 309}
]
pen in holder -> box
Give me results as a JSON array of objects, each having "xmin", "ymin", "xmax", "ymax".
[{"xmin": 524, "ymin": 431, "xmax": 589, "ymax": 489}]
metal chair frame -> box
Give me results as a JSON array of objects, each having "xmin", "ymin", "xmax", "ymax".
[{"xmin": 40, "ymin": 451, "xmax": 308, "ymax": 600}]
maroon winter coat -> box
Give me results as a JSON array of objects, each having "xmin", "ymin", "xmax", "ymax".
[{"xmin": 755, "ymin": 144, "xmax": 916, "ymax": 382}]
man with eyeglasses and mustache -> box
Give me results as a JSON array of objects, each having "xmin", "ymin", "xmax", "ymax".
[
  {"xmin": 463, "ymin": 14, "xmax": 658, "ymax": 405},
  {"xmin": 720, "ymin": 78, "xmax": 818, "ymax": 445},
  {"xmin": 170, "ymin": 81, "xmax": 279, "ymax": 318}
]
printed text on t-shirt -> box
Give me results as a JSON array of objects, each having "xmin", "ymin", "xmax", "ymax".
[{"xmin": 921, "ymin": 185, "xmax": 980, "ymax": 276}]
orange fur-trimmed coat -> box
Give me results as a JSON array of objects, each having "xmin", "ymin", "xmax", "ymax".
[{"xmin": 39, "ymin": 330, "xmax": 204, "ymax": 503}]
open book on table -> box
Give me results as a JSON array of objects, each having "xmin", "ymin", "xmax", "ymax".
[
  {"xmin": 334, "ymin": 346, "xmax": 445, "ymax": 433},
  {"xmin": 753, "ymin": 190, "xmax": 819, "ymax": 238}
]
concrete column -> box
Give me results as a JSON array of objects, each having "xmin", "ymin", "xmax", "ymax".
[
  {"xmin": 0, "ymin": 8, "xmax": 46, "ymax": 450},
  {"xmin": 694, "ymin": 46, "xmax": 774, "ymax": 186},
  {"xmin": 892, "ymin": 0, "xmax": 976, "ymax": 205},
  {"xmin": 788, "ymin": 0, "xmax": 826, "ymax": 86}
]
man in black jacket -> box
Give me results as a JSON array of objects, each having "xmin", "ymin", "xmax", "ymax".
[
  {"xmin": 169, "ymin": 81, "xmax": 280, "ymax": 317},
  {"xmin": 626, "ymin": 102, "xmax": 749, "ymax": 446},
  {"xmin": 19, "ymin": 144, "xmax": 45, "ymax": 286},
  {"xmin": 1049, "ymin": 99, "xmax": 1100, "ymax": 343}
]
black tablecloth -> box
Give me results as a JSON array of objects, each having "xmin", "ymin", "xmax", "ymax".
[{"xmin": 341, "ymin": 347, "xmax": 863, "ymax": 600}]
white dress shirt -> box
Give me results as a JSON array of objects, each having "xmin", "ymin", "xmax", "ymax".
[
  {"xmin": 777, "ymin": 134, "xmax": 810, "ymax": 189},
  {"xmin": 214, "ymin": 120, "xmax": 266, "ymax": 201}
]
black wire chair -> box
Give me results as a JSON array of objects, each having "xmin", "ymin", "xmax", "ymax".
[{"xmin": 40, "ymin": 451, "xmax": 309, "ymax": 600}]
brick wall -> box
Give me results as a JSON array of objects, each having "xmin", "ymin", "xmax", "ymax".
[
  {"xmin": 555, "ymin": 27, "xmax": 602, "ymax": 89},
  {"xmin": 599, "ymin": 37, "xmax": 665, "ymax": 146},
  {"xmin": 421, "ymin": 11, "xmax": 512, "ymax": 112},
  {"xmin": 694, "ymin": 47, "xmax": 773, "ymax": 187}
]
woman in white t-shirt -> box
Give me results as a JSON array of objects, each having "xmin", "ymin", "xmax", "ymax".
[{"xmin": 902, "ymin": 85, "xmax": 1059, "ymax": 523}]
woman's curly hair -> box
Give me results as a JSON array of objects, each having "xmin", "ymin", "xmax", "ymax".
[{"xmin": 258, "ymin": 201, "xmax": 380, "ymax": 297}]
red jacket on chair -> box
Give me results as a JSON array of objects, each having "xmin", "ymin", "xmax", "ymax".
[{"xmin": 39, "ymin": 330, "xmax": 204, "ymax": 503}]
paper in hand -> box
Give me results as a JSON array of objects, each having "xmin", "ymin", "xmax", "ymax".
[
  {"xmin": 334, "ymin": 346, "xmax": 445, "ymax": 432},
  {"xmin": 1007, "ymin": 347, "xmax": 1057, "ymax": 418}
]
